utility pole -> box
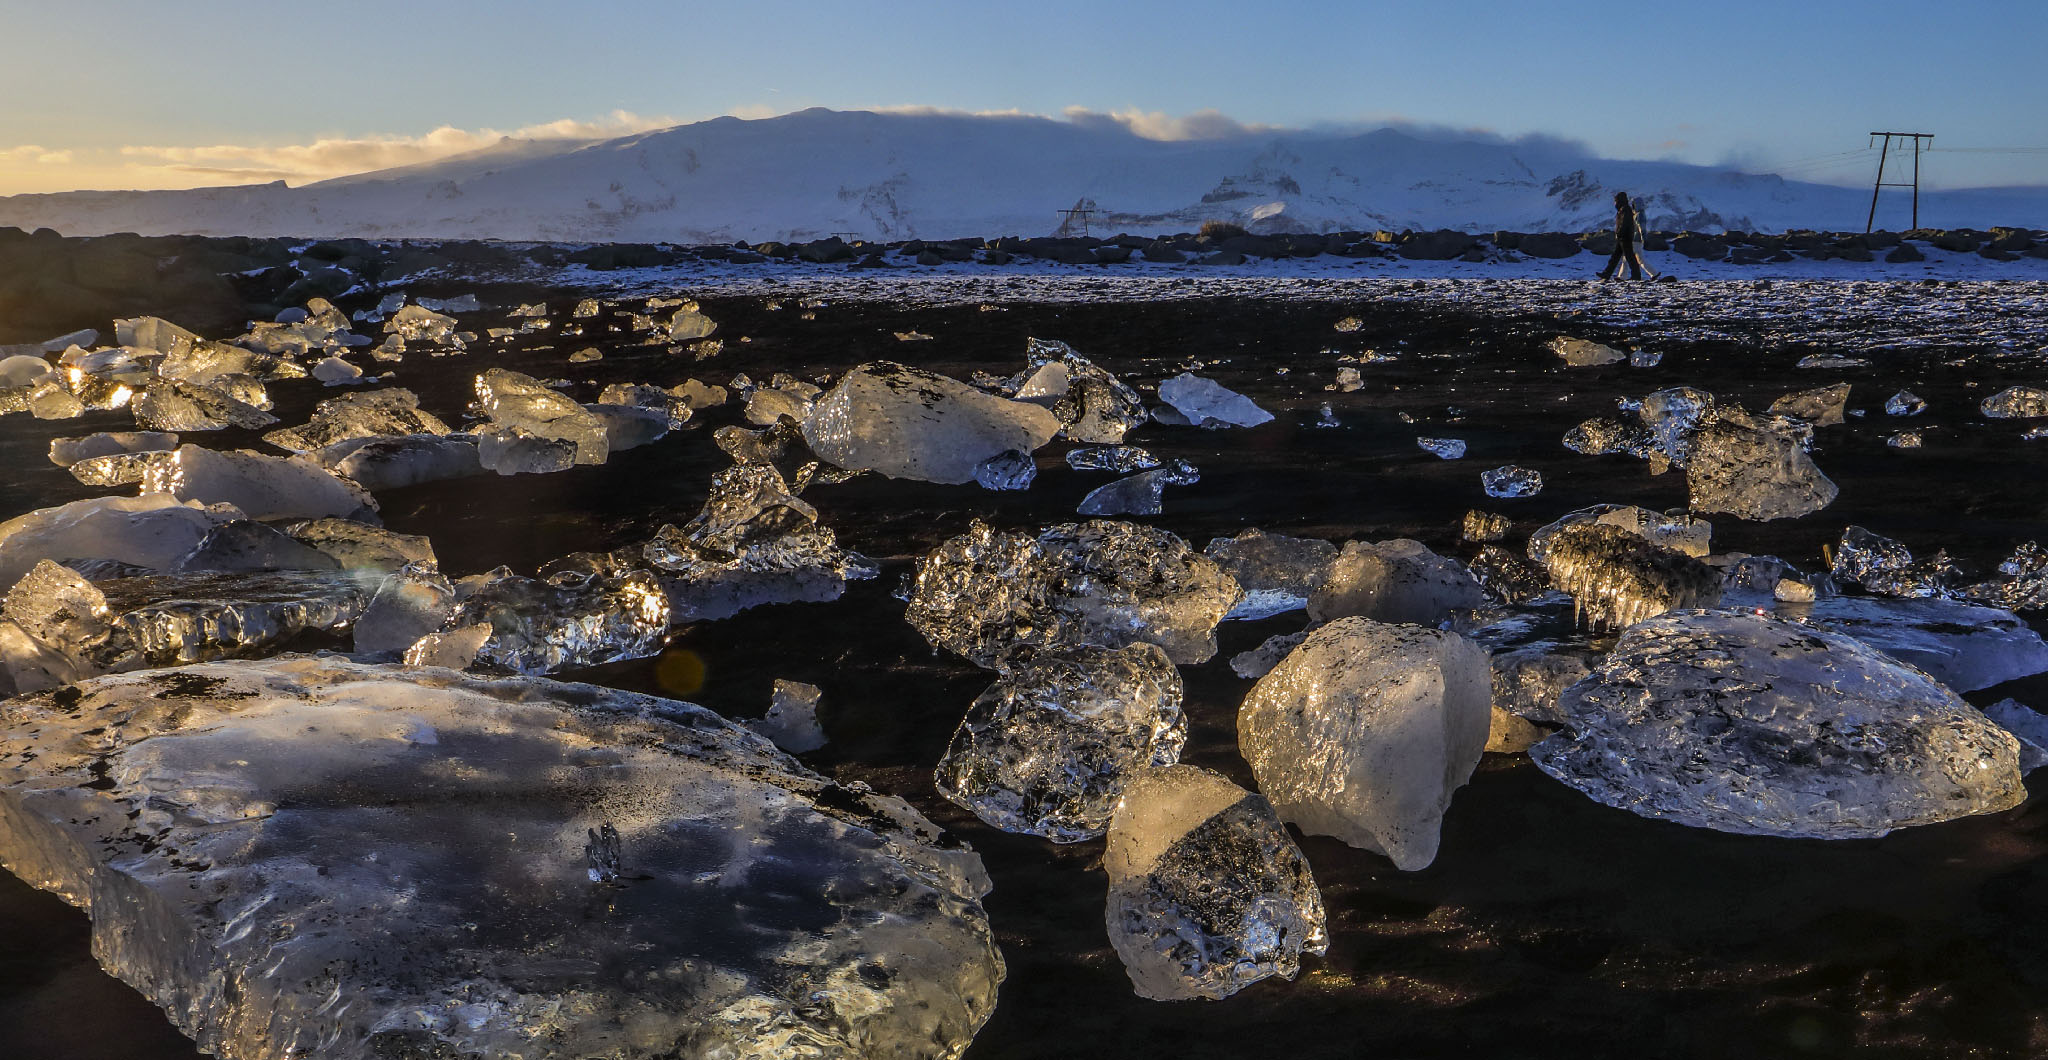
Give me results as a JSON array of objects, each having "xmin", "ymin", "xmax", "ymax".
[
  {"xmin": 1054, "ymin": 198, "xmax": 1099, "ymax": 239},
  {"xmin": 1866, "ymin": 131, "xmax": 1932, "ymax": 232}
]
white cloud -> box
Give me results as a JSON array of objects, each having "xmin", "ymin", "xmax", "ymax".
[
  {"xmin": 0, "ymin": 145, "xmax": 75, "ymax": 164},
  {"xmin": 1061, "ymin": 107, "xmax": 1272, "ymax": 141},
  {"xmin": 117, "ymin": 110, "xmax": 682, "ymax": 184}
]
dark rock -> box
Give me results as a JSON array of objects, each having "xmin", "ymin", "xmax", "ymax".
[
  {"xmin": 981, "ymin": 250, "xmax": 1013, "ymax": 265},
  {"xmin": 1141, "ymin": 242, "xmax": 1185, "ymax": 263},
  {"xmin": 795, "ymin": 238, "xmax": 855, "ymax": 263},
  {"xmin": 1491, "ymin": 231, "xmax": 1523, "ymax": 251},
  {"xmin": 567, "ymin": 244, "xmax": 680, "ymax": 270},
  {"xmin": 1220, "ymin": 234, "xmax": 1283, "ymax": 258},
  {"xmin": 1864, "ymin": 231, "xmax": 1902, "ymax": 249},
  {"xmin": 1398, "ymin": 230, "xmax": 1475, "ymax": 260},
  {"xmin": 1517, "ymin": 232, "xmax": 1581, "ymax": 259},
  {"xmin": 1580, "ymin": 233, "xmax": 1616, "ymax": 256},
  {"xmin": 1092, "ymin": 246, "xmax": 1133, "ymax": 265},
  {"xmin": 1990, "ymin": 228, "xmax": 2035, "ymax": 252},
  {"xmin": 1926, "ymin": 230, "xmax": 1981, "ymax": 253},
  {"xmin": 1671, "ymin": 234, "xmax": 1730, "ymax": 260},
  {"xmin": 1885, "ymin": 242, "xmax": 1926, "ymax": 263},
  {"xmin": 915, "ymin": 250, "xmax": 944, "ymax": 266}
]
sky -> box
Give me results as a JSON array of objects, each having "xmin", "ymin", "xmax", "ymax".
[{"xmin": 2, "ymin": 0, "xmax": 2044, "ymax": 195}]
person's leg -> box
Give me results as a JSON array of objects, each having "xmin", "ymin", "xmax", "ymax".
[
  {"xmin": 1625, "ymin": 243, "xmax": 1645, "ymax": 279},
  {"xmin": 1600, "ymin": 246, "xmax": 1624, "ymax": 279}
]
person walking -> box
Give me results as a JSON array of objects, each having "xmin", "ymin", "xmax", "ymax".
[{"xmin": 1597, "ymin": 191, "xmax": 1651, "ymax": 281}]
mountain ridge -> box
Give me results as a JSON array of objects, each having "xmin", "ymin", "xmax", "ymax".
[{"xmin": 2, "ymin": 108, "xmax": 2041, "ymax": 241}]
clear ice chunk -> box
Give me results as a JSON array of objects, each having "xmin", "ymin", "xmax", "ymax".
[
  {"xmin": 476, "ymin": 426, "xmax": 578, "ymax": 475},
  {"xmin": 1307, "ymin": 538, "xmax": 1486, "ymax": 626},
  {"xmin": 1075, "ymin": 459, "xmax": 1198, "ymax": 516},
  {"xmin": 382, "ymin": 303, "xmax": 460, "ymax": 344},
  {"xmin": 1636, "ymin": 386, "xmax": 1715, "ymax": 468},
  {"xmin": 141, "ymin": 444, "xmax": 376, "ymax": 522},
  {"xmin": 312, "ymin": 355, "xmax": 363, "ymax": 384},
  {"xmin": 1204, "ymin": 529, "xmax": 1337, "ymax": 621},
  {"xmin": 68, "ymin": 451, "xmax": 155, "ymax": 486},
  {"xmin": 1238, "ymin": 617, "xmax": 1492, "ymax": 870},
  {"xmin": 973, "ymin": 449, "xmax": 1038, "ymax": 491},
  {"xmin": 402, "ymin": 623, "xmax": 492, "ymax": 669},
  {"xmin": 1229, "ymin": 631, "xmax": 1308, "ymax": 680},
  {"xmin": 283, "ymin": 518, "xmax": 436, "ymax": 575},
  {"xmin": 935, "ymin": 642, "xmax": 1184, "ymax": 842},
  {"xmin": 1888, "ymin": 430, "xmax": 1923, "ymax": 448},
  {"xmin": 49, "ymin": 430, "xmax": 178, "ymax": 467},
  {"xmin": 263, "ymin": 389, "xmax": 451, "ymax": 452},
  {"xmin": 1767, "ymin": 383, "xmax": 1851, "ymax": 426},
  {"xmin": 1830, "ymin": 525, "xmax": 1941, "ymax": 597},
  {"xmin": 586, "ymin": 402, "xmax": 672, "ymax": 451},
  {"xmin": 1686, "ymin": 419, "xmax": 1836, "ymax": 521},
  {"xmin": 353, "ymin": 562, "xmax": 455, "ymax": 656},
  {"xmin": 803, "ymin": 361, "xmax": 1060, "ymax": 484},
  {"xmin": 1981, "ymin": 385, "xmax": 2048, "ymax": 419},
  {"xmin": 1981, "ymin": 699, "xmax": 2048, "ymax": 772},
  {"xmin": 176, "ymin": 520, "xmax": 342, "ymax": 573},
  {"xmin": 743, "ymin": 385, "xmax": 813, "ymax": 427},
  {"xmin": 474, "ymin": 368, "xmax": 609, "ymax": 465},
  {"xmin": 1104, "ymin": 764, "xmax": 1327, "ymax": 1001},
  {"xmin": 1491, "ymin": 645, "xmax": 1593, "ymax": 727},
  {"xmin": 316, "ymin": 434, "xmax": 484, "ymax": 491},
  {"xmin": 0, "ymin": 353, "xmax": 50, "ymax": 386},
  {"xmin": 1481, "ymin": 465, "xmax": 1543, "ymax": 498},
  {"xmin": 447, "ymin": 567, "xmax": 669, "ymax": 675},
  {"xmin": 906, "ymin": 520, "xmax": 1244, "ymax": 667},
  {"xmin": 1155, "ymin": 373, "xmax": 1274, "ymax": 428},
  {"xmin": 98, "ymin": 569, "xmax": 368, "ymax": 668},
  {"xmin": 3, "ymin": 560, "xmax": 111, "ymax": 662},
  {"xmin": 747, "ymin": 678, "xmax": 828, "ymax": 752},
  {"xmin": 1775, "ymin": 595, "xmax": 2048, "ymax": 693},
  {"xmin": 1416, "ymin": 437, "xmax": 1466, "ymax": 459},
  {"xmin": 0, "ymin": 657, "xmax": 1002, "ymax": 1060},
  {"xmin": 1461, "ymin": 510, "xmax": 1509, "ymax": 542},
  {"xmin": 0, "ymin": 494, "xmax": 242, "ymax": 586},
  {"xmin": 597, "ymin": 383, "xmax": 693, "ymax": 427},
  {"xmin": 713, "ymin": 422, "xmax": 797, "ymax": 466},
  {"xmin": 1065, "ymin": 444, "xmax": 1160, "ymax": 473},
  {"xmin": 667, "ymin": 303, "xmax": 719, "ymax": 341},
  {"xmin": 1549, "ymin": 335, "xmax": 1625, "ymax": 366},
  {"xmin": 131, "ymin": 378, "xmax": 278, "ymax": 432},
  {"xmin": 1016, "ymin": 338, "xmax": 1148, "ymax": 443},
  {"xmin": 1531, "ymin": 609, "xmax": 2026, "ymax": 838},
  {"xmin": 1530, "ymin": 521, "xmax": 1721, "ymax": 629},
  {"xmin": 1886, "ymin": 390, "xmax": 1927, "ymax": 416},
  {"xmin": 606, "ymin": 464, "xmax": 878, "ymax": 622}
]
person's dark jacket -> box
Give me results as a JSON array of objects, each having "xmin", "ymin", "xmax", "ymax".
[{"xmin": 1615, "ymin": 201, "xmax": 1641, "ymax": 243}]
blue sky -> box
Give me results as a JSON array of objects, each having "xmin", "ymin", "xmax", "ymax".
[{"xmin": 3, "ymin": 0, "xmax": 2043, "ymax": 193}]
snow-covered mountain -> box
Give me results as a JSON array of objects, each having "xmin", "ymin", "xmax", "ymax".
[{"xmin": 3, "ymin": 108, "xmax": 2042, "ymax": 241}]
